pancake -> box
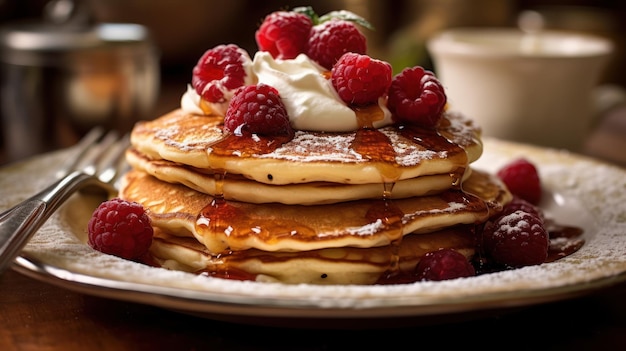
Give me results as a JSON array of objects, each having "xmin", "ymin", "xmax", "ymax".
[
  {"xmin": 129, "ymin": 108, "xmax": 483, "ymax": 185},
  {"xmin": 149, "ymin": 226, "xmax": 477, "ymax": 285},
  {"xmin": 119, "ymin": 168, "xmax": 511, "ymax": 254},
  {"xmin": 126, "ymin": 147, "xmax": 472, "ymax": 205}
]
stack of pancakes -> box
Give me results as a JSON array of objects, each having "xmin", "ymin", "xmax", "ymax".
[{"xmin": 120, "ymin": 108, "xmax": 511, "ymax": 285}]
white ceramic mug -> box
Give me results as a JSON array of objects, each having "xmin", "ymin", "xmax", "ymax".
[{"xmin": 426, "ymin": 28, "xmax": 615, "ymax": 151}]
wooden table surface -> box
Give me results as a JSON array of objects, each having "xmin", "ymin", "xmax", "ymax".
[
  {"xmin": 1, "ymin": 268, "xmax": 626, "ymax": 350},
  {"xmin": 1, "ymin": 101, "xmax": 625, "ymax": 351}
]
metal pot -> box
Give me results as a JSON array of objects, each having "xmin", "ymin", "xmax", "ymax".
[{"xmin": 0, "ymin": 18, "xmax": 159, "ymax": 162}]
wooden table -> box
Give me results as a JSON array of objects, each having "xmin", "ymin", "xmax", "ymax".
[
  {"xmin": 1, "ymin": 100, "xmax": 625, "ymax": 351},
  {"xmin": 1, "ymin": 268, "xmax": 626, "ymax": 350}
]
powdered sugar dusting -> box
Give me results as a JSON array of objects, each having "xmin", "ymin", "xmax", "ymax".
[
  {"xmin": 262, "ymin": 131, "xmax": 363, "ymax": 162},
  {"xmin": 381, "ymin": 128, "xmax": 439, "ymax": 166},
  {"xmin": 344, "ymin": 219, "xmax": 385, "ymax": 236},
  {"xmin": 257, "ymin": 112, "xmax": 478, "ymax": 165},
  {"xmin": 2, "ymin": 138, "xmax": 626, "ymax": 315},
  {"xmin": 494, "ymin": 211, "xmax": 539, "ymax": 237}
]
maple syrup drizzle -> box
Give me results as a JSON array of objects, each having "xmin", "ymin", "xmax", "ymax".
[
  {"xmin": 184, "ymin": 106, "xmax": 585, "ymax": 285},
  {"xmin": 351, "ymin": 106, "xmax": 405, "ymax": 278},
  {"xmin": 194, "ymin": 105, "xmax": 491, "ymax": 282},
  {"xmin": 198, "ymin": 98, "xmax": 214, "ymax": 115},
  {"xmin": 351, "ymin": 128, "xmax": 401, "ymax": 181},
  {"xmin": 196, "ymin": 131, "xmax": 284, "ymax": 277},
  {"xmin": 353, "ymin": 104, "xmax": 386, "ymax": 129},
  {"xmin": 209, "ymin": 132, "xmax": 292, "ymax": 158},
  {"xmin": 213, "ymin": 171, "xmax": 226, "ymax": 198},
  {"xmin": 398, "ymin": 120, "xmax": 468, "ymax": 191}
]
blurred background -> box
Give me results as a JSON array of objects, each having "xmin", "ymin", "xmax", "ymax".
[{"xmin": 0, "ymin": 0, "xmax": 625, "ymax": 165}]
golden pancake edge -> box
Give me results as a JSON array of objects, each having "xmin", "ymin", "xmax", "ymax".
[
  {"xmin": 119, "ymin": 168, "xmax": 510, "ymax": 254},
  {"xmin": 126, "ymin": 147, "xmax": 473, "ymax": 205},
  {"xmin": 129, "ymin": 109, "xmax": 483, "ymax": 186}
]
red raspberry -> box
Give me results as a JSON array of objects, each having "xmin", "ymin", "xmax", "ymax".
[
  {"xmin": 500, "ymin": 196, "xmax": 545, "ymax": 222},
  {"xmin": 387, "ymin": 66, "xmax": 447, "ymax": 128},
  {"xmin": 255, "ymin": 10, "xmax": 313, "ymax": 59},
  {"xmin": 331, "ymin": 53, "xmax": 392, "ymax": 106},
  {"xmin": 87, "ymin": 198, "xmax": 153, "ymax": 260},
  {"xmin": 414, "ymin": 248, "xmax": 476, "ymax": 281},
  {"xmin": 192, "ymin": 44, "xmax": 250, "ymax": 103},
  {"xmin": 224, "ymin": 84, "xmax": 293, "ymax": 136},
  {"xmin": 307, "ymin": 19, "xmax": 367, "ymax": 70},
  {"xmin": 497, "ymin": 158, "xmax": 542, "ymax": 205},
  {"xmin": 482, "ymin": 210, "xmax": 549, "ymax": 268}
]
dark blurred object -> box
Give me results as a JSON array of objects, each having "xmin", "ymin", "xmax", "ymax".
[
  {"xmin": 82, "ymin": 0, "xmax": 346, "ymax": 74},
  {"xmin": 84, "ymin": 0, "xmax": 247, "ymax": 69},
  {"xmin": 0, "ymin": 0, "xmax": 159, "ymax": 162}
]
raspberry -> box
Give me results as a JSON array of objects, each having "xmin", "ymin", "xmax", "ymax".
[
  {"xmin": 307, "ymin": 19, "xmax": 367, "ymax": 70},
  {"xmin": 192, "ymin": 44, "xmax": 251, "ymax": 103},
  {"xmin": 387, "ymin": 66, "xmax": 447, "ymax": 128},
  {"xmin": 87, "ymin": 198, "xmax": 153, "ymax": 260},
  {"xmin": 255, "ymin": 10, "xmax": 313, "ymax": 59},
  {"xmin": 482, "ymin": 210, "xmax": 549, "ymax": 268},
  {"xmin": 497, "ymin": 158, "xmax": 542, "ymax": 205},
  {"xmin": 501, "ymin": 196, "xmax": 545, "ymax": 222},
  {"xmin": 331, "ymin": 53, "xmax": 392, "ymax": 106},
  {"xmin": 414, "ymin": 248, "xmax": 476, "ymax": 281},
  {"xmin": 224, "ymin": 84, "xmax": 293, "ymax": 136}
]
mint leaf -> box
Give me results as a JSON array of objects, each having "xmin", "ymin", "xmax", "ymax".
[
  {"xmin": 292, "ymin": 6, "xmax": 319, "ymax": 24},
  {"xmin": 318, "ymin": 10, "xmax": 374, "ymax": 30}
]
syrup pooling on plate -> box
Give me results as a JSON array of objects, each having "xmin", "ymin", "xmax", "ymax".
[
  {"xmin": 473, "ymin": 221, "xmax": 586, "ymax": 275},
  {"xmin": 546, "ymin": 220, "xmax": 585, "ymax": 262}
]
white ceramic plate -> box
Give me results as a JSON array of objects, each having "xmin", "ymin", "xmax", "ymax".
[{"xmin": 2, "ymin": 138, "xmax": 626, "ymax": 326}]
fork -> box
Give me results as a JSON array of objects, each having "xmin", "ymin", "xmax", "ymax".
[{"xmin": 0, "ymin": 127, "xmax": 130, "ymax": 274}]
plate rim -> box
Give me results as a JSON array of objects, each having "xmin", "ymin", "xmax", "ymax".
[
  {"xmin": 13, "ymin": 254, "xmax": 626, "ymax": 320},
  {"xmin": 3, "ymin": 138, "xmax": 626, "ymax": 322}
]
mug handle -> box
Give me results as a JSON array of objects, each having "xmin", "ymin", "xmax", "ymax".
[{"xmin": 592, "ymin": 84, "xmax": 626, "ymax": 127}]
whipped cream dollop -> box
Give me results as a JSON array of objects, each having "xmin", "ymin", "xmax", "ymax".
[
  {"xmin": 181, "ymin": 51, "xmax": 393, "ymax": 132},
  {"xmin": 181, "ymin": 84, "xmax": 212, "ymax": 115}
]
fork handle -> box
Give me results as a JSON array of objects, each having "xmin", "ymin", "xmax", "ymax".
[{"xmin": 0, "ymin": 172, "xmax": 97, "ymax": 274}]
